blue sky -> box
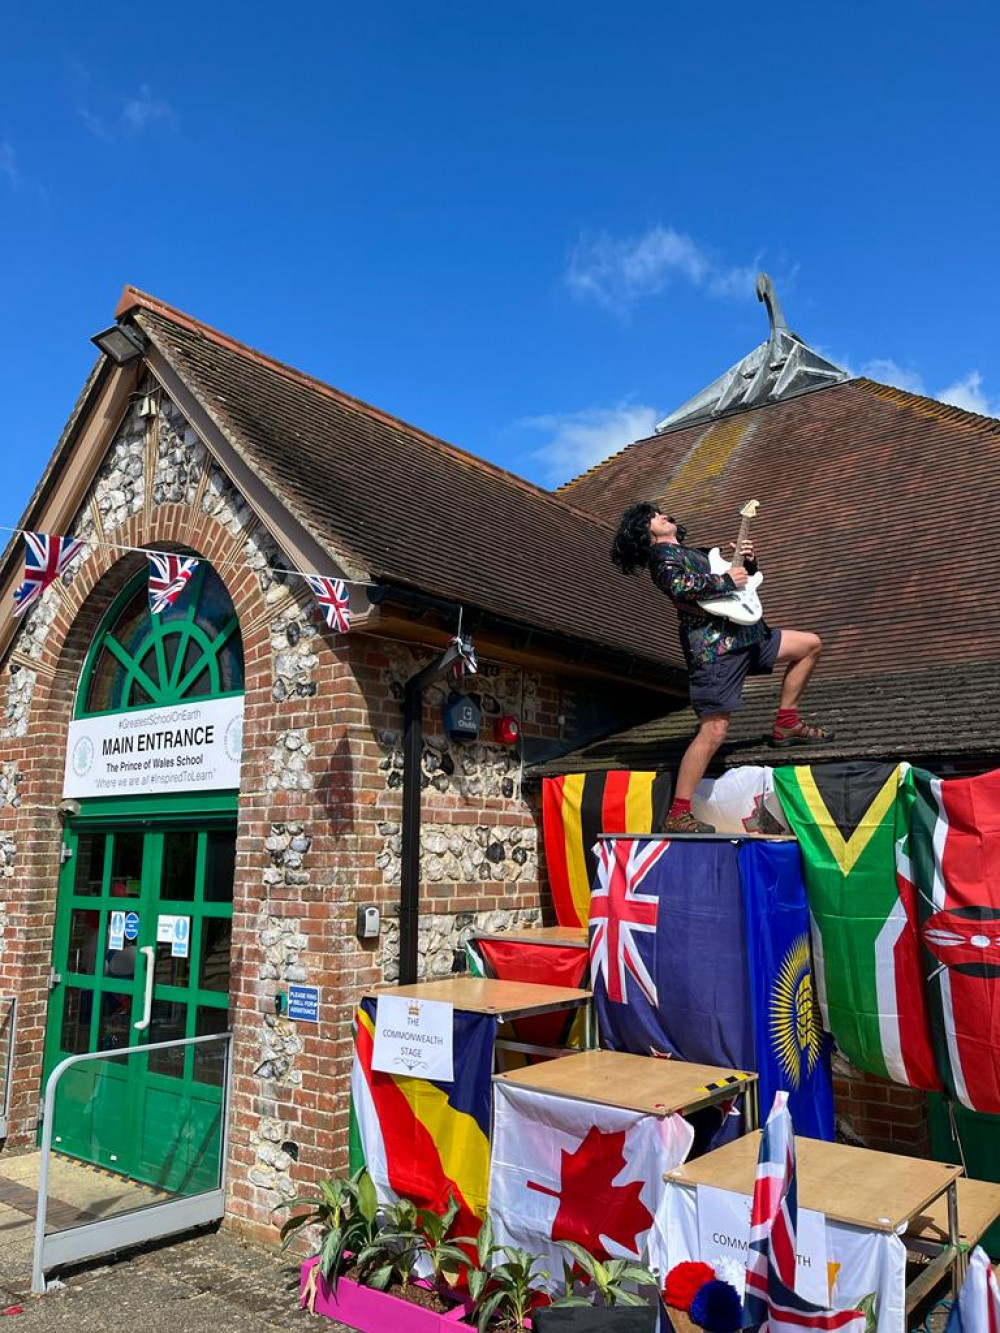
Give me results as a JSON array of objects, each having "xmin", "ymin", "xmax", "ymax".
[{"xmin": 2, "ymin": 2, "xmax": 999, "ymax": 524}]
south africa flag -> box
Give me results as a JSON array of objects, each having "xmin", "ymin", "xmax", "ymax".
[
  {"xmin": 897, "ymin": 768, "xmax": 1000, "ymax": 1113},
  {"xmin": 774, "ymin": 762, "xmax": 940, "ymax": 1090}
]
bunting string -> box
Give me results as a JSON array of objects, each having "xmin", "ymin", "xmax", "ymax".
[{"xmin": 0, "ymin": 522, "xmax": 378, "ymax": 634}]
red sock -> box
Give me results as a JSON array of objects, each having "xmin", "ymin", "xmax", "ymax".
[
  {"xmin": 669, "ymin": 797, "xmax": 692, "ymax": 816},
  {"xmin": 775, "ymin": 708, "xmax": 800, "ymax": 730}
]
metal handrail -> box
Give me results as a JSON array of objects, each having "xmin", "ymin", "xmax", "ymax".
[
  {"xmin": 0, "ymin": 994, "xmax": 15, "ymax": 1138},
  {"xmin": 32, "ymin": 1031, "xmax": 233, "ymax": 1294}
]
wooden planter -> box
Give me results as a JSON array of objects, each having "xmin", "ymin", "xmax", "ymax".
[{"xmin": 301, "ymin": 1257, "xmax": 470, "ymax": 1332}]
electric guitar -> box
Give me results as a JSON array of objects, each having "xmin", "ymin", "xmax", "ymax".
[{"xmin": 697, "ymin": 500, "xmax": 764, "ymax": 626}]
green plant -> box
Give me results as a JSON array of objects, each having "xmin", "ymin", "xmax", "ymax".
[
  {"xmin": 416, "ymin": 1193, "xmax": 467, "ymax": 1289},
  {"xmin": 359, "ymin": 1196, "xmax": 426, "ymax": 1293},
  {"xmin": 277, "ymin": 1167, "xmax": 381, "ymax": 1290},
  {"xmin": 557, "ymin": 1241, "xmax": 658, "ymax": 1308},
  {"xmin": 459, "ymin": 1218, "xmax": 552, "ymax": 1332}
]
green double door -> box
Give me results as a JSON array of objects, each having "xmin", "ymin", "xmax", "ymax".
[{"xmin": 42, "ymin": 817, "xmax": 235, "ymax": 1195}]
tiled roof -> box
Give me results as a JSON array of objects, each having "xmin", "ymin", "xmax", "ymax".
[
  {"xmin": 121, "ymin": 292, "xmax": 688, "ymax": 676},
  {"xmin": 558, "ymin": 378, "xmax": 1000, "ymax": 677},
  {"xmin": 527, "ymin": 662, "xmax": 1000, "ymax": 775}
]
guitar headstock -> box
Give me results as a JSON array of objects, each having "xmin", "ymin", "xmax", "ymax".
[{"xmin": 739, "ymin": 499, "xmax": 760, "ymax": 519}]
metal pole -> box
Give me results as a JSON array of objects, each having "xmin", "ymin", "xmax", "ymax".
[{"xmin": 399, "ymin": 642, "xmax": 463, "ymax": 985}]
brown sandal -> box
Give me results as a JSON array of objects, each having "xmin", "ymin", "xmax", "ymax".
[
  {"xmin": 770, "ymin": 720, "xmax": 835, "ymax": 748},
  {"xmin": 664, "ymin": 810, "xmax": 717, "ymax": 834}
]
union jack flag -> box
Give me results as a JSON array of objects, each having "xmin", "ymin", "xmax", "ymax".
[
  {"xmin": 306, "ymin": 575, "xmax": 351, "ymax": 632},
  {"xmin": 450, "ymin": 635, "xmax": 478, "ymax": 682},
  {"xmin": 148, "ymin": 553, "xmax": 200, "ymax": 614},
  {"xmin": 745, "ymin": 1092, "xmax": 866, "ymax": 1333},
  {"xmin": 13, "ymin": 531, "xmax": 85, "ymax": 617},
  {"xmin": 589, "ymin": 838, "xmax": 670, "ymax": 1005},
  {"xmin": 946, "ymin": 1245, "xmax": 1000, "ymax": 1333}
]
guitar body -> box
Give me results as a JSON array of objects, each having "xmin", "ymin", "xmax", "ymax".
[{"xmin": 698, "ymin": 547, "xmax": 765, "ymax": 625}]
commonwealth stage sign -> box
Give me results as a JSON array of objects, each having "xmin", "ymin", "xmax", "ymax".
[{"xmin": 63, "ymin": 696, "xmax": 244, "ymax": 799}]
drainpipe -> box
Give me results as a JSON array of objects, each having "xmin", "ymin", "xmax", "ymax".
[{"xmin": 399, "ymin": 638, "xmax": 466, "ymax": 985}]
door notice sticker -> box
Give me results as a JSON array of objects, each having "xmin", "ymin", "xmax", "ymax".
[
  {"xmin": 158, "ymin": 914, "xmax": 191, "ymax": 958},
  {"xmin": 108, "ymin": 910, "xmax": 126, "ymax": 951}
]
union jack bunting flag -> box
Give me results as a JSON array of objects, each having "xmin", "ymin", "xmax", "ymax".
[
  {"xmin": 13, "ymin": 531, "xmax": 85, "ymax": 617},
  {"xmin": 450, "ymin": 635, "xmax": 478, "ymax": 681},
  {"xmin": 148, "ymin": 553, "xmax": 200, "ymax": 614},
  {"xmin": 306, "ymin": 575, "xmax": 351, "ymax": 632},
  {"xmin": 745, "ymin": 1092, "xmax": 866, "ymax": 1333},
  {"xmin": 590, "ymin": 838, "xmax": 670, "ymax": 1006}
]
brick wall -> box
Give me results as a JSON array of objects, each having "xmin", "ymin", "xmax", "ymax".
[
  {"xmin": 0, "ymin": 388, "xmax": 594, "ymax": 1249},
  {"xmin": 833, "ymin": 1058, "xmax": 930, "ymax": 1157}
]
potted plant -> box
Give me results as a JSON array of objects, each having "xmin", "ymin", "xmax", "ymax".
[{"xmin": 282, "ymin": 1171, "xmax": 473, "ymax": 1332}]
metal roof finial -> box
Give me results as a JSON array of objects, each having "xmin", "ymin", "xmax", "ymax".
[{"xmin": 755, "ymin": 272, "xmax": 789, "ymax": 338}]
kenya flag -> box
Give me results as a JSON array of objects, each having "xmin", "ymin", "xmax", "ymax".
[
  {"xmin": 774, "ymin": 763, "xmax": 939, "ymax": 1091},
  {"xmin": 897, "ymin": 768, "xmax": 1000, "ymax": 1113}
]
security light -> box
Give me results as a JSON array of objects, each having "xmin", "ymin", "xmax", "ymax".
[{"xmin": 90, "ymin": 323, "xmax": 146, "ymax": 366}]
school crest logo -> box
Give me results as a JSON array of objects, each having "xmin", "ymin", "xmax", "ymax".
[{"xmin": 71, "ymin": 735, "xmax": 94, "ymax": 777}]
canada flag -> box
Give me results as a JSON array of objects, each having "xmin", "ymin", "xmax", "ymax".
[{"xmin": 487, "ymin": 1082, "xmax": 693, "ymax": 1289}]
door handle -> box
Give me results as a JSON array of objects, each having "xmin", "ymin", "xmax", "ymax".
[{"xmin": 134, "ymin": 945, "xmax": 155, "ymax": 1031}]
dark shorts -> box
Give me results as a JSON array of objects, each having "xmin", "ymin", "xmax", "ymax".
[{"xmin": 688, "ymin": 629, "xmax": 783, "ymax": 717}]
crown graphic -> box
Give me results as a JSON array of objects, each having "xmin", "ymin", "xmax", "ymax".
[{"xmin": 407, "ymin": 999, "xmax": 421, "ymax": 1019}]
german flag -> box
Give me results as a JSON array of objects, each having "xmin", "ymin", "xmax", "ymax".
[{"xmin": 541, "ymin": 772, "xmax": 674, "ymax": 927}]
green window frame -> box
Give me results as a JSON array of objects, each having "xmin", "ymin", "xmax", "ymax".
[{"xmin": 77, "ymin": 562, "xmax": 244, "ymax": 719}]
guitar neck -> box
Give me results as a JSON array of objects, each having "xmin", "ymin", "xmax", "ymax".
[{"xmin": 730, "ymin": 514, "xmax": 752, "ymax": 570}]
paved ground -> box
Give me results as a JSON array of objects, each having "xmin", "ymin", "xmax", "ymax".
[{"xmin": 0, "ymin": 1149, "xmax": 349, "ymax": 1331}]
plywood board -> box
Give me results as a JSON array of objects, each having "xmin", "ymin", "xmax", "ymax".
[
  {"xmin": 494, "ymin": 1050, "xmax": 755, "ymax": 1116},
  {"xmin": 907, "ymin": 1178, "xmax": 1000, "ymax": 1247},
  {"xmin": 596, "ymin": 834, "xmax": 798, "ymax": 843},
  {"xmin": 475, "ymin": 926, "xmax": 588, "ymax": 947},
  {"xmin": 364, "ymin": 976, "xmax": 591, "ymax": 1016},
  {"xmin": 667, "ymin": 1132, "xmax": 963, "ymax": 1231}
]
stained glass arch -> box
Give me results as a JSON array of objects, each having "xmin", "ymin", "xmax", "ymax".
[{"xmin": 78, "ymin": 562, "xmax": 244, "ymax": 718}]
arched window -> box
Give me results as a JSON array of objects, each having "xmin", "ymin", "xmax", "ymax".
[{"xmin": 79, "ymin": 562, "xmax": 244, "ymax": 717}]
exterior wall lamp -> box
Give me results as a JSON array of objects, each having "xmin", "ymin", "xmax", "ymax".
[{"xmin": 90, "ymin": 323, "xmax": 147, "ymax": 365}]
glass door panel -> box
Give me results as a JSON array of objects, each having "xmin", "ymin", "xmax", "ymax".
[{"xmin": 44, "ymin": 820, "xmax": 235, "ymax": 1189}]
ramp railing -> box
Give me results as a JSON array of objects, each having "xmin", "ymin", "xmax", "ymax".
[{"xmin": 32, "ymin": 1031, "xmax": 233, "ymax": 1294}]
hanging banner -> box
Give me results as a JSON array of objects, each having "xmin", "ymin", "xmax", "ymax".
[{"xmin": 63, "ymin": 696, "xmax": 244, "ymax": 798}]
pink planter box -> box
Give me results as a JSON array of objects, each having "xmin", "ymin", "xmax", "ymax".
[{"xmin": 301, "ymin": 1258, "xmax": 470, "ymax": 1332}]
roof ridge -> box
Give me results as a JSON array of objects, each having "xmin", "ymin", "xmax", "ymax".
[
  {"xmin": 555, "ymin": 378, "xmax": 862, "ymax": 494},
  {"xmin": 853, "ymin": 376, "xmax": 1000, "ymax": 432},
  {"xmin": 118, "ymin": 286, "xmax": 609, "ymax": 526}
]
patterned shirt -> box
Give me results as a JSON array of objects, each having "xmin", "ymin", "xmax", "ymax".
[{"xmin": 649, "ymin": 542, "xmax": 769, "ymax": 668}]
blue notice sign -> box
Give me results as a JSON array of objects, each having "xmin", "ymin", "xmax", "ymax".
[
  {"xmin": 287, "ymin": 985, "xmax": 320, "ymax": 1023},
  {"xmin": 123, "ymin": 911, "xmax": 140, "ymax": 941}
]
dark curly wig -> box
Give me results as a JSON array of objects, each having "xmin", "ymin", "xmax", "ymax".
[{"xmin": 610, "ymin": 501, "xmax": 660, "ymax": 576}]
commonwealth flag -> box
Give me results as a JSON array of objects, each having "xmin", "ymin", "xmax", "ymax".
[
  {"xmin": 349, "ymin": 999, "xmax": 495, "ymax": 1235},
  {"xmin": 739, "ymin": 841, "xmax": 834, "ymax": 1140},
  {"xmin": 898, "ymin": 768, "xmax": 1000, "ymax": 1113},
  {"xmin": 773, "ymin": 763, "xmax": 939, "ymax": 1090}
]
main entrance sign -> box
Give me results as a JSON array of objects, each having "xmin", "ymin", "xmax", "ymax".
[{"xmin": 63, "ymin": 697, "xmax": 244, "ymax": 799}]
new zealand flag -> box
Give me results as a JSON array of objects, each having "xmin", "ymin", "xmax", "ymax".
[
  {"xmin": 590, "ymin": 837, "xmax": 833, "ymax": 1141},
  {"xmin": 590, "ymin": 838, "xmax": 754, "ymax": 1069}
]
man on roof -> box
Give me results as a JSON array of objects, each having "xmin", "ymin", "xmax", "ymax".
[{"xmin": 611, "ymin": 503, "xmax": 833, "ymax": 834}]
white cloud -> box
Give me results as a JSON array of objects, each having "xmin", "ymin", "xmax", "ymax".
[
  {"xmin": 0, "ymin": 143, "xmax": 20, "ymax": 190},
  {"xmin": 859, "ymin": 358, "xmax": 926, "ymax": 394},
  {"xmin": 122, "ymin": 85, "xmax": 177, "ymax": 133},
  {"xmin": 518, "ymin": 401, "xmax": 661, "ymax": 486},
  {"xmin": 565, "ymin": 225, "xmax": 759, "ymax": 315},
  {"xmin": 936, "ymin": 370, "xmax": 995, "ymax": 416},
  {"xmin": 77, "ymin": 84, "xmax": 177, "ymax": 141},
  {"xmin": 853, "ymin": 358, "xmax": 999, "ymax": 419}
]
